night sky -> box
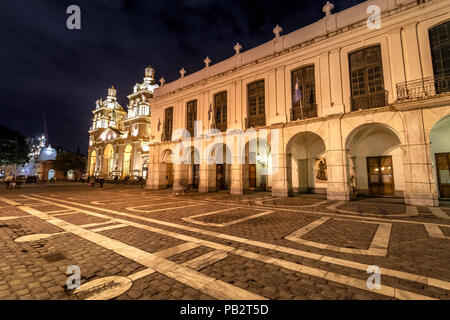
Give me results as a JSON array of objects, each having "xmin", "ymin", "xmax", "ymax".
[{"xmin": 0, "ymin": 0, "xmax": 361, "ymax": 154}]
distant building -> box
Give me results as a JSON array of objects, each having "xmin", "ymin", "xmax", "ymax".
[{"xmin": 87, "ymin": 66, "xmax": 157, "ymax": 180}]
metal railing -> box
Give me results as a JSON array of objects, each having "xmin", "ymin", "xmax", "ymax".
[
  {"xmin": 396, "ymin": 75, "xmax": 450, "ymax": 102},
  {"xmin": 290, "ymin": 103, "xmax": 318, "ymax": 121},
  {"xmin": 246, "ymin": 114, "xmax": 266, "ymax": 128},
  {"xmin": 350, "ymin": 90, "xmax": 388, "ymax": 111}
]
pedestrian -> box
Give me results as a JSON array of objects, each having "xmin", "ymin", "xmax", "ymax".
[
  {"xmin": 5, "ymin": 174, "xmax": 13, "ymax": 190},
  {"xmin": 99, "ymin": 175, "xmax": 105, "ymax": 188},
  {"xmin": 10, "ymin": 175, "xmax": 16, "ymax": 190}
]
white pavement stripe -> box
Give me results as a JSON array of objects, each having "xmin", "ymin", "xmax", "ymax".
[
  {"xmin": 17, "ymin": 204, "xmax": 266, "ymax": 300},
  {"xmin": 90, "ymin": 224, "xmax": 128, "ymax": 232},
  {"xmin": 424, "ymin": 224, "xmax": 446, "ymax": 239},
  {"xmin": 154, "ymin": 242, "xmax": 201, "ymax": 259},
  {"xmin": 285, "ymin": 217, "xmax": 391, "ymax": 256},
  {"xmin": 429, "ymin": 207, "xmax": 450, "ymax": 220},
  {"xmin": 183, "ymin": 208, "xmax": 274, "ymax": 227},
  {"xmin": 232, "ymin": 249, "xmax": 435, "ymax": 300},
  {"xmin": 23, "ymin": 194, "xmax": 450, "ymax": 295},
  {"xmin": 0, "ymin": 197, "xmax": 21, "ymax": 206},
  {"xmin": 182, "ymin": 250, "xmax": 228, "ymax": 270}
]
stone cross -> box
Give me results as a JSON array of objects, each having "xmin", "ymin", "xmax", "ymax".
[
  {"xmin": 234, "ymin": 43, "xmax": 242, "ymax": 55},
  {"xmin": 159, "ymin": 77, "xmax": 166, "ymax": 86},
  {"xmin": 204, "ymin": 57, "xmax": 211, "ymax": 68},
  {"xmin": 180, "ymin": 68, "xmax": 186, "ymax": 78},
  {"xmin": 273, "ymin": 25, "xmax": 283, "ymax": 38},
  {"xmin": 323, "ymin": 1, "xmax": 334, "ymax": 16}
]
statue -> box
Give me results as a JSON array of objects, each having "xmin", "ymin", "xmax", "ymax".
[{"xmin": 316, "ymin": 159, "xmax": 328, "ymax": 181}]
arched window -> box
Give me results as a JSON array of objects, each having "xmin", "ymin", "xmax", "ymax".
[
  {"xmin": 429, "ymin": 21, "xmax": 450, "ymax": 94},
  {"xmin": 247, "ymin": 80, "xmax": 265, "ymax": 128},
  {"xmin": 348, "ymin": 45, "xmax": 385, "ymax": 111}
]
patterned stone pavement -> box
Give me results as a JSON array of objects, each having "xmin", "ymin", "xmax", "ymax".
[{"xmin": 0, "ymin": 183, "xmax": 449, "ymax": 300}]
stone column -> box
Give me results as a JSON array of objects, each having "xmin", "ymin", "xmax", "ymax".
[
  {"xmin": 271, "ymin": 127, "xmax": 289, "ymax": 197},
  {"xmin": 173, "ymin": 163, "xmax": 189, "ymax": 193},
  {"xmin": 146, "ymin": 162, "xmax": 167, "ymax": 190},
  {"xmin": 199, "ymin": 162, "xmax": 216, "ymax": 193},
  {"xmin": 402, "ymin": 110, "xmax": 439, "ymax": 206},
  {"xmin": 326, "ymin": 117, "xmax": 351, "ymax": 201},
  {"xmin": 230, "ymin": 163, "xmax": 243, "ymax": 195}
]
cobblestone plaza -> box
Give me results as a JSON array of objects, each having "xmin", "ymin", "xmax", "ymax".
[{"xmin": 0, "ymin": 183, "xmax": 449, "ymax": 300}]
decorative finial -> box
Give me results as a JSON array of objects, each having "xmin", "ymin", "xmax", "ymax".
[
  {"xmin": 108, "ymin": 86, "xmax": 116, "ymax": 97},
  {"xmin": 180, "ymin": 68, "xmax": 186, "ymax": 78},
  {"xmin": 159, "ymin": 77, "xmax": 166, "ymax": 86},
  {"xmin": 145, "ymin": 65, "xmax": 155, "ymax": 78},
  {"xmin": 234, "ymin": 43, "xmax": 242, "ymax": 55},
  {"xmin": 323, "ymin": 1, "xmax": 334, "ymax": 16},
  {"xmin": 204, "ymin": 57, "xmax": 211, "ymax": 68},
  {"xmin": 273, "ymin": 25, "xmax": 283, "ymax": 38}
]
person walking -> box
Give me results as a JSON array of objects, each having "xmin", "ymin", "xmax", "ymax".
[
  {"xmin": 5, "ymin": 174, "xmax": 13, "ymax": 190},
  {"xmin": 99, "ymin": 175, "xmax": 105, "ymax": 188}
]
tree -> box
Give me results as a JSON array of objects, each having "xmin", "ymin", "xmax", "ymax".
[
  {"xmin": 53, "ymin": 151, "xmax": 86, "ymax": 176},
  {"xmin": 0, "ymin": 124, "xmax": 30, "ymax": 165}
]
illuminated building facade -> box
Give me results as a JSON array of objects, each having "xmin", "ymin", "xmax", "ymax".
[
  {"xmin": 144, "ymin": 0, "xmax": 450, "ymax": 206},
  {"xmin": 87, "ymin": 66, "xmax": 158, "ymax": 179}
]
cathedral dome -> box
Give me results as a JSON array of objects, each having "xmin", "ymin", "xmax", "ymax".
[{"xmin": 39, "ymin": 145, "xmax": 57, "ymax": 161}]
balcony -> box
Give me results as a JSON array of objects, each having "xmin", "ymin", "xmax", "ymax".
[
  {"xmin": 396, "ymin": 75, "xmax": 450, "ymax": 103},
  {"xmin": 350, "ymin": 90, "xmax": 388, "ymax": 111},
  {"xmin": 245, "ymin": 115, "xmax": 266, "ymax": 129},
  {"xmin": 161, "ymin": 131, "xmax": 171, "ymax": 142},
  {"xmin": 290, "ymin": 103, "xmax": 318, "ymax": 121}
]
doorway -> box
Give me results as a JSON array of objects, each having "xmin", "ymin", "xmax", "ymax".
[
  {"xmin": 436, "ymin": 153, "xmax": 450, "ymax": 199},
  {"xmin": 216, "ymin": 164, "xmax": 226, "ymax": 190},
  {"xmin": 166, "ymin": 163, "xmax": 174, "ymax": 187},
  {"xmin": 249, "ymin": 164, "xmax": 257, "ymax": 189},
  {"xmin": 192, "ymin": 164, "xmax": 200, "ymax": 189},
  {"xmin": 366, "ymin": 156, "xmax": 394, "ymax": 195}
]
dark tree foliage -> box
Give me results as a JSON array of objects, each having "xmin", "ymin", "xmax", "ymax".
[
  {"xmin": 0, "ymin": 124, "xmax": 30, "ymax": 165},
  {"xmin": 53, "ymin": 151, "xmax": 86, "ymax": 176}
]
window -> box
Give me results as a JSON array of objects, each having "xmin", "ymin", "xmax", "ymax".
[
  {"xmin": 186, "ymin": 100, "xmax": 197, "ymax": 137},
  {"xmin": 247, "ymin": 80, "xmax": 266, "ymax": 128},
  {"xmin": 291, "ymin": 65, "xmax": 317, "ymax": 121},
  {"xmin": 214, "ymin": 91, "xmax": 227, "ymax": 132},
  {"xmin": 163, "ymin": 107, "xmax": 173, "ymax": 141},
  {"xmin": 429, "ymin": 21, "xmax": 450, "ymax": 94},
  {"xmin": 349, "ymin": 45, "xmax": 386, "ymax": 110}
]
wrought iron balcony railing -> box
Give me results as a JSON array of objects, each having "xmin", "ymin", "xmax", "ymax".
[
  {"xmin": 161, "ymin": 131, "xmax": 171, "ymax": 142},
  {"xmin": 350, "ymin": 90, "xmax": 388, "ymax": 111},
  {"xmin": 290, "ymin": 103, "xmax": 318, "ymax": 121},
  {"xmin": 396, "ymin": 75, "xmax": 450, "ymax": 102},
  {"xmin": 246, "ymin": 114, "xmax": 266, "ymax": 128}
]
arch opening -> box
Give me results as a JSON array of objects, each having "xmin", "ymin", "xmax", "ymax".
[
  {"xmin": 243, "ymin": 139, "xmax": 271, "ymax": 192},
  {"xmin": 346, "ymin": 124, "xmax": 402, "ymax": 197},
  {"xmin": 286, "ymin": 132, "xmax": 326, "ymax": 195},
  {"xmin": 89, "ymin": 151, "xmax": 97, "ymax": 176},
  {"xmin": 161, "ymin": 149, "xmax": 174, "ymax": 187},
  {"xmin": 122, "ymin": 144, "xmax": 133, "ymax": 178},
  {"xmin": 209, "ymin": 143, "xmax": 232, "ymax": 191},
  {"xmin": 103, "ymin": 144, "xmax": 114, "ymax": 177},
  {"xmin": 430, "ymin": 115, "xmax": 450, "ymax": 199}
]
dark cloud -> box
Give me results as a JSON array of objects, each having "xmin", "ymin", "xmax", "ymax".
[{"xmin": 0, "ymin": 0, "xmax": 362, "ymax": 153}]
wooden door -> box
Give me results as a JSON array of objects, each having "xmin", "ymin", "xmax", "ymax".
[
  {"xmin": 367, "ymin": 156, "xmax": 394, "ymax": 196},
  {"xmin": 192, "ymin": 164, "xmax": 200, "ymax": 189},
  {"xmin": 216, "ymin": 164, "xmax": 226, "ymax": 190},
  {"xmin": 249, "ymin": 164, "xmax": 257, "ymax": 189},
  {"xmin": 166, "ymin": 163, "xmax": 173, "ymax": 187},
  {"xmin": 436, "ymin": 153, "xmax": 450, "ymax": 199}
]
